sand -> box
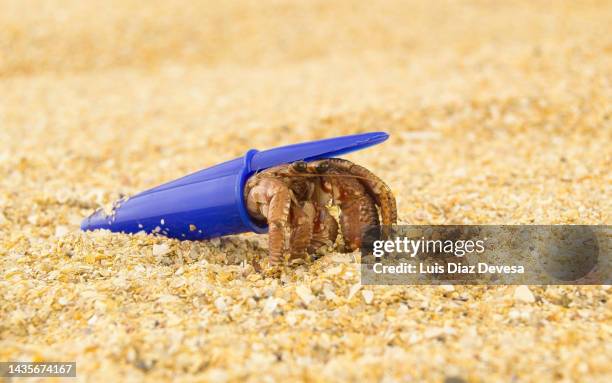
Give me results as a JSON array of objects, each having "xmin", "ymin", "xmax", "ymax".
[{"xmin": 0, "ymin": 0, "xmax": 611, "ymax": 381}]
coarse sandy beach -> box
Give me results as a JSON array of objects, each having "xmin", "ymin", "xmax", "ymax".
[{"xmin": 1, "ymin": 1, "xmax": 610, "ymax": 381}]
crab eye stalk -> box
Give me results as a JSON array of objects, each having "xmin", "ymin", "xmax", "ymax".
[
  {"xmin": 292, "ymin": 160, "xmax": 307, "ymax": 172},
  {"xmin": 316, "ymin": 161, "xmax": 330, "ymax": 173}
]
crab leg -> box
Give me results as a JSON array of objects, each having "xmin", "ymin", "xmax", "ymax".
[
  {"xmin": 323, "ymin": 158, "xmax": 397, "ymax": 226},
  {"xmin": 308, "ymin": 204, "xmax": 338, "ymax": 253},
  {"xmin": 288, "ymin": 201, "xmax": 316, "ymax": 260},
  {"xmin": 326, "ymin": 176, "xmax": 380, "ymax": 252}
]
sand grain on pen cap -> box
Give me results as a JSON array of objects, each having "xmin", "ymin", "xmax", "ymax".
[{"xmin": 1, "ymin": 0, "xmax": 610, "ymax": 381}]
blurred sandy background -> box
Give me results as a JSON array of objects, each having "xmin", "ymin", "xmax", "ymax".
[{"xmin": 1, "ymin": 0, "xmax": 610, "ymax": 381}]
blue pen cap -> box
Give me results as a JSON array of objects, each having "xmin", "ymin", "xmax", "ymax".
[{"xmin": 81, "ymin": 131, "xmax": 389, "ymax": 240}]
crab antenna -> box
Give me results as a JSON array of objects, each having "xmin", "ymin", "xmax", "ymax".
[{"xmin": 262, "ymin": 172, "xmax": 375, "ymax": 182}]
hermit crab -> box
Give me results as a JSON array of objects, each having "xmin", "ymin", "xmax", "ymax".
[
  {"xmin": 80, "ymin": 132, "xmax": 396, "ymax": 267},
  {"xmin": 244, "ymin": 158, "xmax": 397, "ymax": 265}
]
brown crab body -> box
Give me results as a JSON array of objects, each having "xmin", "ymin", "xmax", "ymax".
[{"xmin": 244, "ymin": 158, "xmax": 397, "ymax": 265}]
